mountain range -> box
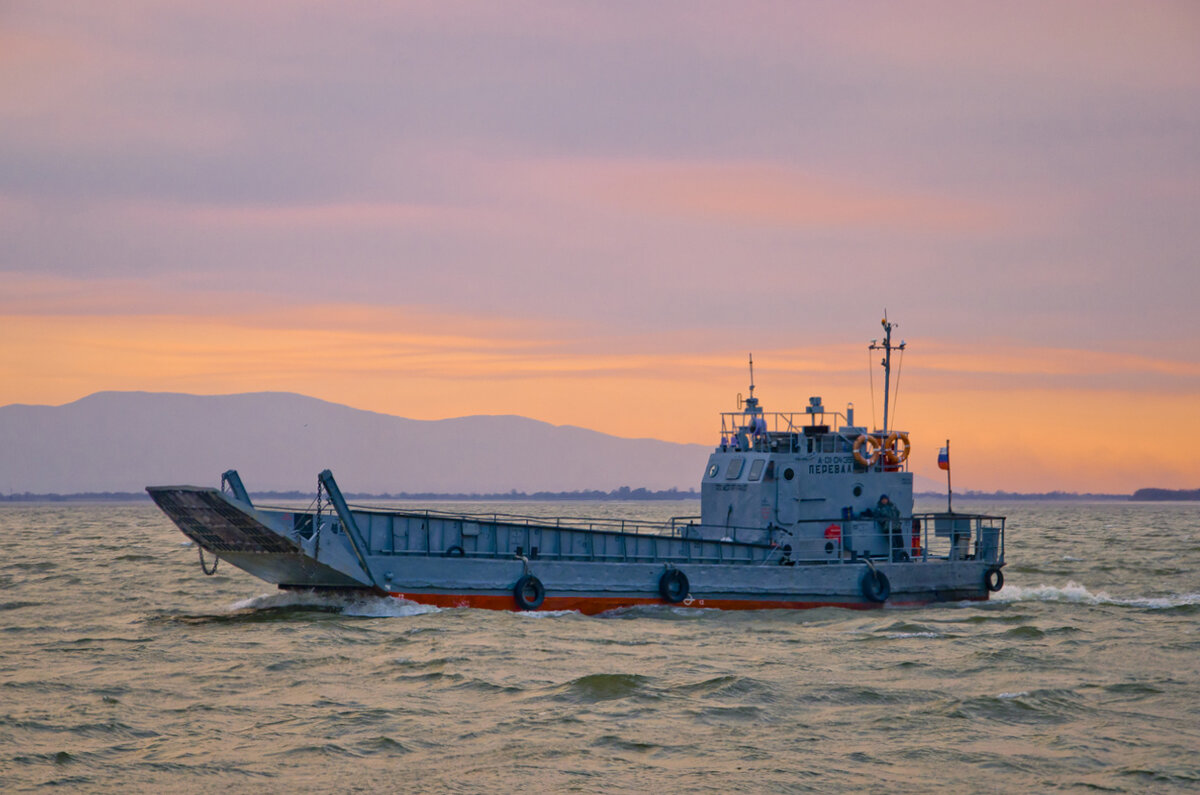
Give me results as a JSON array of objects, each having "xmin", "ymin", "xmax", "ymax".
[{"xmin": 0, "ymin": 391, "xmax": 712, "ymax": 495}]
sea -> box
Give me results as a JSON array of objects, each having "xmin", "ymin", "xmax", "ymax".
[{"xmin": 1, "ymin": 498, "xmax": 1197, "ymax": 793}]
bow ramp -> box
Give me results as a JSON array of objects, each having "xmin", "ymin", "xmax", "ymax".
[
  {"xmin": 147, "ymin": 485, "xmax": 372, "ymax": 588},
  {"xmin": 148, "ymin": 486, "xmax": 297, "ymax": 554}
]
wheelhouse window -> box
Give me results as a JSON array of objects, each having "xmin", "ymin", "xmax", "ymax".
[
  {"xmin": 747, "ymin": 459, "xmax": 765, "ymax": 481},
  {"xmin": 725, "ymin": 457, "xmax": 745, "ymax": 479}
]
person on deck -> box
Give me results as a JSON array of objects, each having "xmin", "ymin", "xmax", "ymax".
[{"xmin": 875, "ymin": 494, "xmax": 905, "ymax": 561}]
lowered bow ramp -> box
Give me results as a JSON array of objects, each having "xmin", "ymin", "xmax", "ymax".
[
  {"xmin": 147, "ymin": 486, "xmax": 371, "ymax": 588},
  {"xmin": 149, "ymin": 486, "xmax": 296, "ymax": 554}
]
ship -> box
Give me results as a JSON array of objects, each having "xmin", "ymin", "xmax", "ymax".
[{"xmin": 148, "ymin": 318, "xmax": 1006, "ymax": 613}]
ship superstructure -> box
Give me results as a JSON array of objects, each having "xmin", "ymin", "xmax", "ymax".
[{"xmin": 699, "ymin": 319, "xmax": 917, "ymax": 561}]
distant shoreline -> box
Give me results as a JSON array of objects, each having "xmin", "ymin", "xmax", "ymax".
[
  {"xmin": 4, "ymin": 488, "xmax": 1196, "ymax": 503},
  {"xmin": 914, "ymin": 491, "xmax": 1130, "ymax": 501},
  {"xmin": 1128, "ymin": 488, "xmax": 1200, "ymax": 502}
]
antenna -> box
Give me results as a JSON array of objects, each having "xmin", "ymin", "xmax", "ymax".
[
  {"xmin": 868, "ymin": 312, "xmax": 906, "ymax": 434},
  {"xmin": 742, "ymin": 353, "xmax": 761, "ymax": 416}
]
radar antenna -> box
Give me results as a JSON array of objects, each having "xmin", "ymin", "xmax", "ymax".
[{"xmin": 868, "ymin": 312, "xmax": 906, "ymax": 434}]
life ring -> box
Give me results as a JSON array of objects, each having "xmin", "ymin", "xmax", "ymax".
[
  {"xmin": 883, "ymin": 432, "xmax": 911, "ymax": 465},
  {"xmin": 659, "ymin": 568, "xmax": 689, "ymax": 603},
  {"xmin": 860, "ymin": 568, "xmax": 891, "ymax": 602},
  {"xmin": 984, "ymin": 567, "xmax": 1004, "ymax": 592},
  {"xmin": 444, "ymin": 545, "xmax": 465, "ymax": 558},
  {"xmin": 513, "ymin": 574, "xmax": 545, "ymax": 610},
  {"xmin": 853, "ymin": 435, "xmax": 881, "ymax": 467}
]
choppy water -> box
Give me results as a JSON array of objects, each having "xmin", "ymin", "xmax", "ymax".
[{"xmin": 2, "ymin": 499, "xmax": 1198, "ymax": 793}]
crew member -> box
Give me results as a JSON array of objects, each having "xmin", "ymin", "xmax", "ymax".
[{"xmin": 875, "ymin": 494, "xmax": 905, "ymax": 560}]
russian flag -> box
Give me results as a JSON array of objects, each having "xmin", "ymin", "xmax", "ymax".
[{"xmin": 937, "ymin": 446, "xmax": 950, "ymax": 471}]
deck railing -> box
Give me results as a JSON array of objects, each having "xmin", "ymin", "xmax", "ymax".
[
  {"xmin": 912, "ymin": 512, "xmax": 1006, "ymax": 564},
  {"xmin": 329, "ymin": 502, "xmax": 1004, "ymax": 566},
  {"xmin": 343, "ymin": 501, "xmax": 703, "ymax": 538},
  {"xmin": 719, "ymin": 410, "xmax": 848, "ymax": 436}
]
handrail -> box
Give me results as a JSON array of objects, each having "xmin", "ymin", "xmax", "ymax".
[
  {"xmin": 719, "ymin": 410, "xmax": 854, "ymax": 435},
  {"xmin": 277, "ymin": 497, "xmax": 1004, "ymax": 542},
  {"xmin": 339, "ymin": 501, "xmax": 698, "ymax": 538},
  {"xmin": 265, "ymin": 495, "xmax": 1003, "ymax": 566}
]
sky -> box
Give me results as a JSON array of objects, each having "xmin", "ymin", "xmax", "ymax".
[{"xmin": 2, "ymin": 1, "xmax": 1198, "ymax": 493}]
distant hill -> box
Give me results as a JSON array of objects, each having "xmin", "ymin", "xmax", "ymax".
[
  {"xmin": 0, "ymin": 392, "xmax": 711, "ymax": 494},
  {"xmin": 1130, "ymin": 488, "xmax": 1200, "ymax": 501}
]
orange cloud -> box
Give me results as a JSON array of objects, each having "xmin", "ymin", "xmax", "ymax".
[{"xmin": 2, "ymin": 304, "xmax": 1197, "ymax": 494}]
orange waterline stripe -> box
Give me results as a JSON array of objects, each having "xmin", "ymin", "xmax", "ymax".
[{"xmin": 386, "ymin": 591, "xmax": 986, "ymax": 614}]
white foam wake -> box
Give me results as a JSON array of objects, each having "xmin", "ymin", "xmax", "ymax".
[
  {"xmin": 512, "ymin": 609, "xmax": 580, "ymax": 618},
  {"xmin": 992, "ymin": 580, "xmax": 1200, "ymax": 609},
  {"xmin": 229, "ymin": 590, "xmax": 440, "ymax": 617}
]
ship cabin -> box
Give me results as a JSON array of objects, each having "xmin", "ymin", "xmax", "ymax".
[{"xmin": 698, "ymin": 391, "xmax": 916, "ymax": 564}]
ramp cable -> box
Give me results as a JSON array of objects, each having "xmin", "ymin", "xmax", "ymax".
[{"xmin": 197, "ymin": 545, "xmax": 219, "ymax": 576}]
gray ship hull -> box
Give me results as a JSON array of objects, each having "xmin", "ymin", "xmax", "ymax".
[{"xmin": 148, "ymin": 475, "xmax": 1005, "ymax": 613}]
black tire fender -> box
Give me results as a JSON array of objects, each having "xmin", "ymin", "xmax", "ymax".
[
  {"xmin": 659, "ymin": 568, "xmax": 689, "ymax": 603},
  {"xmin": 513, "ymin": 574, "xmax": 545, "ymax": 610},
  {"xmin": 444, "ymin": 545, "xmax": 465, "ymax": 558},
  {"xmin": 985, "ymin": 567, "xmax": 1004, "ymax": 592},
  {"xmin": 860, "ymin": 568, "xmax": 891, "ymax": 603}
]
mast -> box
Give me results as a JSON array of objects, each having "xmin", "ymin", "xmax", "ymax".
[
  {"xmin": 744, "ymin": 353, "xmax": 760, "ymax": 415},
  {"xmin": 868, "ymin": 314, "xmax": 905, "ymax": 434}
]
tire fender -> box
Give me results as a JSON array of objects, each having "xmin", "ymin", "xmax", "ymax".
[
  {"xmin": 513, "ymin": 574, "xmax": 545, "ymax": 610},
  {"xmin": 860, "ymin": 568, "xmax": 891, "ymax": 603},
  {"xmin": 984, "ymin": 567, "xmax": 1004, "ymax": 593},
  {"xmin": 659, "ymin": 568, "xmax": 689, "ymax": 603}
]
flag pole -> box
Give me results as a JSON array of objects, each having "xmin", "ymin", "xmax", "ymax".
[{"xmin": 946, "ymin": 438, "xmax": 953, "ymax": 514}]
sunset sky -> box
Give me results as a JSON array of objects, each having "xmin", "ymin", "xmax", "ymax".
[{"xmin": 2, "ymin": 2, "xmax": 1198, "ymax": 492}]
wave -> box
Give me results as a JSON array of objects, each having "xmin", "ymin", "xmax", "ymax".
[
  {"xmin": 228, "ymin": 591, "xmax": 439, "ymax": 617},
  {"xmin": 945, "ymin": 688, "xmax": 1088, "ymax": 725},
  {"xmin": 512, "ymin": 609, "xmax": 580, "ymax": 619},
  {"xmin": 554, "ymin": 672, "xmax": 651, "ymax": 703},
  {"xmin": 993, "ymin": 581, "xmax": 1200, "ymax": 609}
]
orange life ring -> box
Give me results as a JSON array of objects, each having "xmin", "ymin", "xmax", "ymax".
[
  {"xmin": 883, "ymin": 432, "xmax": 911, "ymax": 465},
  {"xmin": 853, "ymin": 434, "xmax": 880, "ymax": 466}
]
